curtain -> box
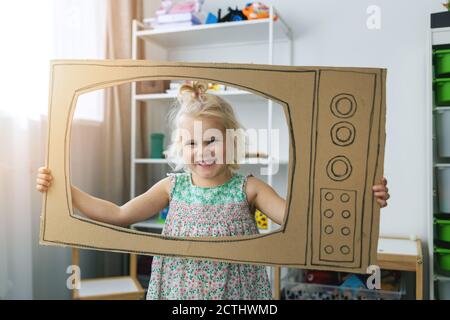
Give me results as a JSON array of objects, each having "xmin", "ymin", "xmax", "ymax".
[
  {"xmin": 0, "ymin": 0, "xmax": 107, "ymax": 299},
  {"xmin": 103, "ymin": 0, "xmax": 145, "ymax": 205}
]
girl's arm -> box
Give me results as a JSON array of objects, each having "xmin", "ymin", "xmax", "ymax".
[
  {"xmin": 246, "ymin": 177, "xmax": 286, "ymax": 226},
  {"xmin": 72, "ymin": 177, "xmax": 170, "ymax": 227},
  {"xmin": 37, "ymin": 167, "xmax": 170, "ymax": 227}
]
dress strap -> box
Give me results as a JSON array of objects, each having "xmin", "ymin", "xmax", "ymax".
[
  {"xmin": 166, "ymin": 173, "xmax": 177, "ymax": 201},
  {"xmin": 242, "ymin": 173, "xmax": 254, "ymax": 207}
]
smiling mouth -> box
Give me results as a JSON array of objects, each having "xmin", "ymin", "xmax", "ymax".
[{"xmin": 195, "ymin": 159, "xmax": 216, "ymax": 167}]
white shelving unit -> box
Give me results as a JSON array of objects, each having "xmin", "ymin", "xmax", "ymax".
[
  {"xmin": 129, "ymin": 6, "xmax": 293, "ymax": 292},
  {"xmin": 130, "ymin": 6, "xmax": 292, "ymax": 231},
  {"xmin": 426, "ymin": 24, "xmax": 450, "ymax": 300}
]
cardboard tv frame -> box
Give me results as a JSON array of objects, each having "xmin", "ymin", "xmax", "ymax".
[{"xmin": 40, "ymin": 60, "xmax": 386, "ymax": 273}]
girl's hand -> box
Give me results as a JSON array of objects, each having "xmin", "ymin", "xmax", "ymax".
[
  {"xmin": 372, "ymin": 177, "xmax": 389, "ymax": 208},
  {"xmin": 36, "ymin": 167, "xmax": 53, "ymax": 193}
]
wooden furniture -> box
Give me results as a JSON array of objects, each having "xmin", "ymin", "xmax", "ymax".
[
  {"xmin": 71, "ymin": 249, "xmax": 145, "ymax": 300},
  {"xmin": 273, "ymin": 237, "xmax": 423, "ymax": 300},
  {"xmin": 377, "ymin": 237, "xmax": 423, "ymax": 300}
]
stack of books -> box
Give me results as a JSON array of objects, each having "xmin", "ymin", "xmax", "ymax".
[{"xmin": 144, "ymin": 12, "xmax": 203, "ymax": 30}]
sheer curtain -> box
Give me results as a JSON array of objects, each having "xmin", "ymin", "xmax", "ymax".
[{"xmin": 0, "ymin": 0, "xmax": 106, "ymax": 299}]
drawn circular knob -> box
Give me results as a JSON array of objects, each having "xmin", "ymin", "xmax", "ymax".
[
  {"xmin": 324, "ymin": 209, "xmax": 334, "ymax": 218},
  {"xmin": 324, "ymin": 245, "xmax": 334, "ymax": 254},
  {"xmin": 340, "ymin": 193, "xmax": 350, "ymax": 203},
  {"xmin": 330, "ymin": 94, "xmax": 357, "ymax": 119},
  {"xmin": 331, "ymin": 121, "xmax": 355, "ymax": 147},
  {"xmin": 326, "ymin": 156, "xmax": 352, "ymax": 181},
  {"xmin": 341, "ymin": 227, "xmax": 351, "ymax": 236},
  {"xmin": 324, "ymin": 192, "xmax": 334, "ymax": 201},
  {"xmin": 342, "ymin": 210, "xmax": 351, "ymax": 219},
  {"xmin": 324, "ymin": 225, "xmax": 334, "ymax": 235},
  {"xmin": 340, "ymin": 245, "xmax": 350, "ymax": 255}
]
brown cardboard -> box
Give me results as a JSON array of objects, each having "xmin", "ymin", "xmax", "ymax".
[{"xmin": 40, "ymin": 60, "xmax": 386, "ymax": 273}]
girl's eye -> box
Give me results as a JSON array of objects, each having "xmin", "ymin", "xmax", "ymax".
[
  {"xmin": 207, "ymin": 136, "xmax": 216, "ymax": 144},
  {"xmin": 185, "ymin": 141, "xmax": 196, "ymax": 147}
]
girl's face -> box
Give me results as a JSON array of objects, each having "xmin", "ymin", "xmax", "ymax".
[{"xmin": 178, "ymin": 115, "xmax": 230, "ymax": 179}]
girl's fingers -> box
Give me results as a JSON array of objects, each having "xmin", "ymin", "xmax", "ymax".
[
  {"xmin": 374, "ymin": 191, "xmax": 388, "ymax": 199},
  {"xmin": 38, "ymin": 167, "xmax": 51, "ymax": 174},
  {"xmin": 37, "ymin": 173, "xmax": 52, "ymax": 181},
  {"xmin": 382, "ymin": 177, "xmax": 388, "ymax": 185},
  {"xmin": 36, "ymin": 185, "xmax": 47, "ymax": 192},
  {"xmin": 36, "ymin": 178, "xmax": 51, "ymax": 187},
  {"xmin": 377, "ymin": 198, "xmax": 387, "ymax": 208},
  {"xmin": 372, "ymin": 185, "xmax": 387, "ymax": 192}
]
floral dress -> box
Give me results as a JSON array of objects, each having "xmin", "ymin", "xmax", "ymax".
[{"xmin": 146, "ymin": 171, "xmax": 272, "ymax": 300}]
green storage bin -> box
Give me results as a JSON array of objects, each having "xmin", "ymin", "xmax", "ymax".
[
  {"xmin": 150, "ymin": 133, "xmax": 165, "ymax": 159},
  {"xmin": 436, "ymin": 218, "xmax": 450, "ymax": 243},
  {"xmin": 434, "ymin": 49, "xmax": 450, "ymax": 77},
  {"xmin": 434, "ymin": 78, "xmax": 450, "ymax": 105},
  {"xmin": 436, "ymin": 247, "xmax": 450, "ymax": 272},
  {"xmin": 434, "ymin": 49, "xmax": 450, "ymax": 76}
]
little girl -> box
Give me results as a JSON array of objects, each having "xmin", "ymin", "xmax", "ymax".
[{"xmin": 36, "ymin": 82, "xmax": 390, "ymax": 300}]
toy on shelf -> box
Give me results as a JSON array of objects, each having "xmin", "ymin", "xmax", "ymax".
[
  {"xmin": 205, "ymin": 12, "xmax": 218, "ymax": 24},
  {"xmin": 158, "ymin": 207, "xmax": 169, "ymax": 223},
  {"xmin": 339, "ymin": 274, "xmax": 366, "ymax": 289},
  {"xmin": 443, "ymin": 1, "xmax": 450, "ymax": 10},
  {"xmin": 218, "ymin": 7, "xmax": 247, "ymax": 23},
  {"xmin": 304, "ymin": 270, "xmax": 338, "ymax": 285},
  {"xmin": 150, "ymin": 133, "xmax": 165, "ymax": 159},
  {"xmin": 243, "ymin": 2, "xmax": 277, "ymax": 20},
  {"xmin": 255, "ymin": 209, "xmax": 268, "ymax": 229}
]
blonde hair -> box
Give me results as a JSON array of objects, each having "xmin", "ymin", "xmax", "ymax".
[{"xmin": 165, "ymin": 81, "xmax": 246, "ymax": 172}]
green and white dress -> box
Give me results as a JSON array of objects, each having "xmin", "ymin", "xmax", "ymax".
[{"xmin": 146, "ymin": 171, "xmax": 272, "ymax": 300}]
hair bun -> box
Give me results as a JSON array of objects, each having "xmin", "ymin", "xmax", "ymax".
[{"xmin": 178, "ymin": 81, "xmax": 208, "ymax": 104}]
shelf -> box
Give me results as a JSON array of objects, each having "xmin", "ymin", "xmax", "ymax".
[
  {"xmin": 135, "ymin": 90, "xmax": 265, "ymax": 102},
  {"xmin": 434, "ymin": 163, "xmax": 450, "ymax": 168},
  {"xmin": 137, "ymin": 18, "xmax": 291, "ymax": 48},
  {"xmin": 433, "ymin": 106, "xmax": 450, "ymax": 112},
  {"xmin": 435, "ymin": 275, "xmax": 450, "ymax": 281},
  {"xmin": 131, "ymin": 217, "xmax": 164, "ymax": 230}
]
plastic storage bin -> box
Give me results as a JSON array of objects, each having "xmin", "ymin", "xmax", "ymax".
[
  {"xmin": 282, "ymin": 282, "xmax": 403, "ymax": 300},
  {"xmin": 437, "ymin": 280, "xmax": 450, "ymax": 300},
  {"xmin": 150, "ymin": 133, "xmax": 165, "ymax": 159},
  {"xmin": 435, "ymin": 108, "xmax": 450, "ymax": 157},
  {"xmin": 436, "ymin": 216, "xmax": 450, "ymax": 243},
  {"xmin": 434, "ymin": 49, "xmax": 450, "ymax": 77},
  {"xmin": 434, "ymin": 78, "xmax": 450, "ymax": 105},
  {"xmin": 436, "ymin": 247, "xmax": 450, "ymax": 272},
  {"xmin": 437, "ymin": 166, "xmax": 450, "ymax": 213}
]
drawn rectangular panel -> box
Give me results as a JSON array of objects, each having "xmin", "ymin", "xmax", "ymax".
[
  {"xmin": 319, "ymin": 188, "xmax": 356, "ymax": 262},
  {"xmin": 310, "ymin": 70, "xmax": 377, "ymax": 269}
]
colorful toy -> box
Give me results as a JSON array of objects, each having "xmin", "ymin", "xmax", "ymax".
[
  {"xmin": 443, "ymin": 1, "xmax": 450, "ymax": 11},
  {"xmin": 243, "ymin": 2, "xmax": 277, "ymax": 20},
  {"xmin": 218, "ymin": 7, "xmax": 247, "ymax": 23},
  {"xmin": 340, "ymin": 274, "xmax": 366, "ymax": 289},
  {"xmin": 304, "ymin": 270, "xmax": 338, "ymax": 285},
  {"xmin": 158, "ymin": 207, "xmax": 169, "ymax": 223},
  {"xmin": 255, "ymin": 209, "xmax": 268, "ymax": 229},
  {"xmin": 205, "ymin": 12, "xmax": 218, "ymax": 24}
]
